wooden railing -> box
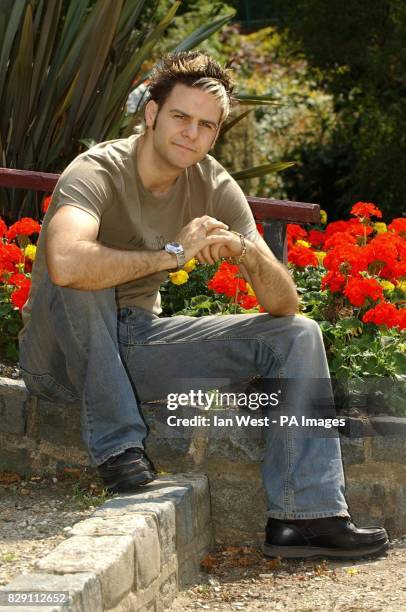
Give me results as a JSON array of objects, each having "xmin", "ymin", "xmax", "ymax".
[{"xmin": 0, "ymin": 168, "xmax": 320, "ymax": 262}]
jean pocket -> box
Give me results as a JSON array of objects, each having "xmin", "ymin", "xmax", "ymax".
[{"xmin": 20, "ymin": 368, "xmax": 79, "ymax": 404}]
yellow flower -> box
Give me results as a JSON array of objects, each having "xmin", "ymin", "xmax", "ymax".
[
  {"xmin": 380, "ymin": 280, "xmax": 395, "ymax": 292},
  {"xmin": 315, "ymin": 251, "xmax": 327, "ymax": 265},
  {"xmin": 169, "ymin": 270, "xmax": 189, "ymax": 285},
  {"xmin": 24, "ymin": 244, "xmax": 37, "ymax": 261},
  {"xmin": 374, "ymin": 222, "xmax": 387, "ymax": 234},
  {"xmin": 320, "ymin": 209, "xmax": 328, "ymax": 225},
  {"xmin": 246, "ymin": 282, "xmax": 256, "ymax": 297},
  {"xmin": 297, "ymin": 240, "xmax": 311, "ymax": 248},
  {"xmin": 183, "ymin": 258, "xmax": 198, "ymax": 273},
  {"xmin": 397, "ymin": 280, "xmax": 406, "ymax": 293}
]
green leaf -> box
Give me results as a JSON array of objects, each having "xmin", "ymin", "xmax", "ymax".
[
  {"xmin": 0, "ymin": 0, "xmax": 26, "ymax": 107},
  {"xmin": 231, "ymin": 161, "xmax": 295, "ymax": 181},
  {"xmin": 106, "ymin": 1, "xmax": 181, "ymax": 117},
  {"xmin": 220, "ymin": 109, "xmax": 254, "ymax": 137},
  {"xmin": 10, "ymin": 2, "xmax": 33, "ymax": 152},
  {"xmin": 172, "ymin": 12, "xmax": 235, "ymax": 52},
  {"xmin": 234, "ymin": 93, "xmax": 281, "ymax": 106}
]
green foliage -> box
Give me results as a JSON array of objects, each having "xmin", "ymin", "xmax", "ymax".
[
  {"xmin": 160, "ymin": 262, "xmax": 218, "ymax": 315},
  {"xmin": 162, "ymin": 262, "xmax": 405, "ymax": 416},
  {"xmin": 0, "ymin": 288, "xmax": 21, "ymax": 362},
  {"xmin": 1, "ymin": 0, "xmax": 292, "ymax": 222},
  {"xmin": 160, "ymin": 262, "xmax": 258, "ymax": 316},
  {"xmin": 242, "ymin": 0, "xmax": 406, "ymax": 219},
  {"xmin": 291, "ymin": 265, "xmax": 405, "ymax": 416}
]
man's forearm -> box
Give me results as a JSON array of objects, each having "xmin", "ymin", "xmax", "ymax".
[
  {"xmin": 47, "ymin": 239, "xmax": 176, "ymax": 290},
  {"xmin": 240, "ymin": 241, "xmax": 298, "ymax": 316}
]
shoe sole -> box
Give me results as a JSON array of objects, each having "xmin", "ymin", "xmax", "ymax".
[
  {"xmin": 263, "ymin": 538, "xmax": 390, "ymax": 560},
  {"xmin": 103, "ymin": 470, "xmax": 156, "ymax": 494}
]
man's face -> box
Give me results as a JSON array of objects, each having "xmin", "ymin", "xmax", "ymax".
[{"xmin": 144, "ymin": 83, "xmax": 223, "ymax": 170}]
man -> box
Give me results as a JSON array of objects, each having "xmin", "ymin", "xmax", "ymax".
[{"xmin": 19, "ymin": 51, "xmax": 389, "ymax": 559}]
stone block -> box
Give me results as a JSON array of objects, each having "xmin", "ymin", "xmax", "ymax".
[
  {"xmin": 93, "ymin": 492, "xmax": 177, "ymax": 569},
  {"xmin": 394, "ymin": 485, "xmax": 406, "ymax": 536},
  {"xmin": 158, "ymin": 474, "xmax": 212, "ymax": 534},
  {"xmin": 371, "ymin": 435, "xmax": 406, "ymax": 463},
  {"xmin": 206, "ymin": 458, "xmax": 266, "ymax": 545},
  {"xmin": 0, "ymin": 572, "xmax": 102, "ymax": 612},
  {"xmin": 72, "ymin": 513, "xmax": 161, "ymax": 590},
  {"xmin": 106, "ymin": 590, "xmax": 156, "ymax": 612},
  {"xmin": 0, "ymin": 380, "xmax": 27, "ymax": 435},
  {"xmin": 157, "ymin": 571, "xmax": 178, "ymax": 611},
  {"xmin": 35, "ymin": 535, "xmax": 134, "ymax": 609},
  {"xmin": 340, "ymin": 436, "xmax": 365, "ymax": 465},
  {"xmin": 0, "ymin": 433, "xmax": 33, "ymax": 475},
  {"xmin": 37, "ymin": 401, "xmax": 82, "ymax": 448},
  {"xmin": 345, "ymin": 480, "xmax": 387, "ymax": 524},
  {"xmin": 370, "ymin": 416, "xmax": 406, "ymax": 437}
]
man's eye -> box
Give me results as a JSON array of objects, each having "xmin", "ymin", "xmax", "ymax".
[{"xmin": 175, "ymin": 114, "xmax": 185, "ymax": 119}]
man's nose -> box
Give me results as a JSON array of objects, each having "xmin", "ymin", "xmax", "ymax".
[{"xmin": 182, "ymin": 122, "xmax": 199, "ymax": 140}]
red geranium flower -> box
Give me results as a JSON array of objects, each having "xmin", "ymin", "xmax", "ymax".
[
  {"xmin": 321, "ymin": 270, "xmax": 346, "ymax": 293},
  {"xmin": 350, "ymin": 202, "xmax": 383, "ymax": 219},
  {"xmin": 388, "ymin": 218, "xmax": 406, "ymax": 235},
  {"xmin": 288, "ymin": 244, "xmax": 318, "ymax": 267},
  {"xmin": 307, "ymin": 229, "xmax": 325, "ymax": 247},
  {"xmin": 208, "ymin": 261, "xmax": 247, "ymax": 298},
  {"xmin": 323, "ymin": 244, "xmax": 369, "ymax": 276},
  {"xmin": 362, "ymin": 303, "xmax": 402, "ymax": 329},
  {"xmin": 287, "ymin": 224, "xmax": 307, "ymax": 242},
  {"xmin": 238, "ymin": 294, "xmax": 258, "ymax": 309},
  {"xmin": 6, "ymin": 217, "xmax": 41, "ymax": 242},
  {"xmin": 42, "ymin": 195, "xmax": 52, "ymax": 214},
  {"xmin": 344, "ymin": 277, "xmax": 384, "ymax": 308},
  {"xmin": 324, "ymin": 231, "xmax": 357, "ymax": 250},
  {"xmin": 11, "ymin": 278, "xmax": 31, "ymax": 311},
  {"xmin": 0, "ymin": 243, "xmax": 24, "ymax": 275},
  {"xmin": 256, "ymin": 222, "xmax": 264, "ymax": 237},
  {"xmin": 0, "ymin": 217, "xmax": 7, "ymax": 238}
]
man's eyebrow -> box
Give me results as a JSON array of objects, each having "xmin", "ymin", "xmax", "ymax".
[{"xmin": 169, "ymin": 108, "xmax": 218, "ymax": 128}]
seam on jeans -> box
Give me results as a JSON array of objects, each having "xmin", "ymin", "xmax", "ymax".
[
  {"xmin": 96, "ymin": 442, "xmax": 144, "ymax": 466},
  {"xmin": 284, "ymin": 428, "xmax": 295, "ymax": 513},
  {"xmin": 267, "ymin": 511, "xmax": 351, "ymax": 519},
  {"xmin": 57, "ymin": 288, "xmax": 89, "ymax": 356},
  {"xmin": 124, "ymin": 336, "xmax": 286, "ymax": 372}
]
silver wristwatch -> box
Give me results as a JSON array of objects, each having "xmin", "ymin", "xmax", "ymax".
[{"xmin": 164, "ymin": 242, "xmax": 186, "ymax": 270}]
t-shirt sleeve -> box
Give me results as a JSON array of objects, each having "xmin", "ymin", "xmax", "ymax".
[
  {"xmin": 212, "ymin": 168, "xmax": 261, "ymax": 243},
  {"xmin": 52, "ymin": 156, "xmax": 113, "ymax": 223}
]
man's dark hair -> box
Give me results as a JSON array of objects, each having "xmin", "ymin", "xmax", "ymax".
[{"xmin": 148, "ymin": 51, "xmax": 235, "ymax": 123}]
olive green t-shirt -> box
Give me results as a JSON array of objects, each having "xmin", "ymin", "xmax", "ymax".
[{"xmin": 21, "ymin": 134, "xmax": 258, "ymax": 335}]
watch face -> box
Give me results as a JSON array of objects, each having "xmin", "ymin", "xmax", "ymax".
[{"xmin": 165, "ymin": 242, "xmax": 183, "ymax": 255}]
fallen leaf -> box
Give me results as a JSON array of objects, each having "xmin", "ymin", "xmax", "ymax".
[{"xmin": 0, "ymin": 471, "xmax": 21, "ymax": 484}]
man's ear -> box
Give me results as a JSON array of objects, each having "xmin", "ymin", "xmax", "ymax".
[{"xmin": 145, "ymin": 100, "xmax": 159, "ymax": 129}]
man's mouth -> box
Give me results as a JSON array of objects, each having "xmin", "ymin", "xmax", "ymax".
[{"xmin": 173, "ymin": 143, "xmax": 196, "ymax": 152}]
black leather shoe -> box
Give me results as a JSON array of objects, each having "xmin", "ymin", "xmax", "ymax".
[
  {"xmin": 98, "ymin": 448, "xmax": 156, "ymax": 493},
  {"xmin": 264, "ymin": 516, "xmax": 390, "ymax": 559}
]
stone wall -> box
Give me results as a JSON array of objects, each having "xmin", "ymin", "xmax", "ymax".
[
  {"xmin": 0, "ymin": 474, "xmax": 213, "ymax": 611},
  {"xmin": 1, "ymin": 376, "xmax": 406, "ymax": 542}
]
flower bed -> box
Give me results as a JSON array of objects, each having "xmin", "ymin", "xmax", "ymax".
[{"xmin": 1, "ymin": 201, "xmax": 404, "ymax": 414}]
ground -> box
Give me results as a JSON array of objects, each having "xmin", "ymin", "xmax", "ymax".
[
  {"xmin": 170, "ymin": 541, "xmax": 406, "ymax": 611},
  {"xmin": 1, "ymin": 472, "xmax": 405, "ymax": 610}
]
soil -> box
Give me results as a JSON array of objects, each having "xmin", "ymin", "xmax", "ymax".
[
  {"xmin": 1, "ymin": 472, "xmax": 405, "ymax": 610},
  {"xmin": 170, "ymin": 541, "xmax": 406, "ymax": 611},
  {"xmin": 0, "ymin": 470, "xmax": 109, "ymax": 587}
]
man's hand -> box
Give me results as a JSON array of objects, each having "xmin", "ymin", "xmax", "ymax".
[
  {"xmin": 195, "ymin": 226, "xmax": 299, "ymax": 317},
  {"xmin": 174, "ymin": 216, "xmax": 233, "ymax": 263},
  {"xmin": 194, "ymin": 227, "xmax": 243, "ymax": 264}
]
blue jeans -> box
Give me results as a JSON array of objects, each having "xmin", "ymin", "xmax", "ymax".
[{"xmin": 19, "ymin": 273, "xmax": 349, "ymax": 519}]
